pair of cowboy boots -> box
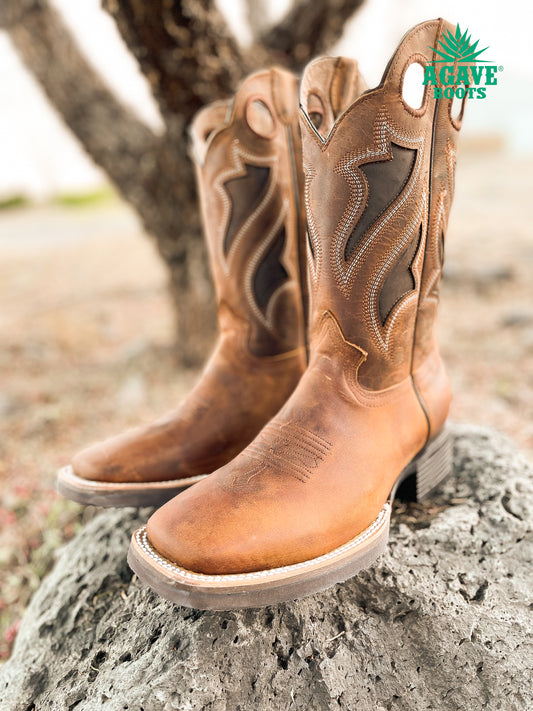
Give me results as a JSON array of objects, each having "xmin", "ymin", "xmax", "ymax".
[{"xmin": 57, "ymin": 19, "xmax": 465, "ymax": 610}]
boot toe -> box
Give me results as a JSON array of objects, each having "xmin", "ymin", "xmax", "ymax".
[
  {"xmin": 145, "ymin": 491, "xmax": 237, "ymax": 575},
  {"xmin": 71, "ymin": 445, "xmax": 107, "ymax": 482},
  {"xmin": 71, "ymin": 441, "xmax": 125, "ymax": 483},
  {"xmin": 144, "ymin": 472, "xmax": 330, "ymax": 576}
]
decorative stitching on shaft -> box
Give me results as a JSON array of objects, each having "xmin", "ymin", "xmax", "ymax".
[
  {"xmin": 214, "ymin": 140, "xmax": 278, "ymax": 276},
  {"xmin": 331, "ymin": 110, "xmax": 425, "ymax": 298}
]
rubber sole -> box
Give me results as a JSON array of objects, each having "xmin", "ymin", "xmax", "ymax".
[
  {"xmin": 55, "ymin": 465, "xmax": 207, "ymax": 508},
  {"xmin": 127, "ymin": 426, "xmax": 453, "ymax": 609}
]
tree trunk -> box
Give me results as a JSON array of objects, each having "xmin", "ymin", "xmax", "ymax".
[{"xmin": 4, "ymin": 1, "xmax": 220, "ymax": 363}]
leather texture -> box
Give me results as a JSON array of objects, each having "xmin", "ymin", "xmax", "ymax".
[
  {"xmin": 145, "ymin": 21, "xmax": 464, "ymax": 576},
  {"xmin": 71, "ymin": 68, "xmax": 308, "ymax": 486}
]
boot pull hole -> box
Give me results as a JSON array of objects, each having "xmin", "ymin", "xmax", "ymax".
[
  {"xmin": 307, "ymin": 93, "xmax": 325, "ymax": 130},
  {"xmin": 451, "ymin": 91, "xmax": 466, "ymax": 125},
  {"xmin": 402, "ymin": 62, "xmax": 425, "ymax": 110},
  {"xmin": 245, "ymin": 99, "xmax": 276, "ymax": 138}
]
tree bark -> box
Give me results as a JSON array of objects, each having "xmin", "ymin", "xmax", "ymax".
[
  {"xmin": 101, "ymin": 0, "xmax": 248, "ymax": 126},
  {"xmin": 260, "ymin": 0, "xmax": 366, "ymax": 70},
  {"xmin": 3, "ymin": 0, "xmax": 219, "ymax": 364},
  {"xmin": 5, "ymin": 2, "xmax": 159, "ymax": 213}
]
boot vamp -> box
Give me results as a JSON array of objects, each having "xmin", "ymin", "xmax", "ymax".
[
  {"xmin": 71, "ymin": 337, "xmax": 304, "ymax": 484},
  {"xmin": 146, "ymin": 344, "xmax": 427, "ymax": 574}
]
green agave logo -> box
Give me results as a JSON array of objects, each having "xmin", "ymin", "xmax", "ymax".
[
  {"xmin": 430, "ymin": 24, "xmax": 489, "ymax": 64},
  {"xmin": 423, "ymin": 23, "xmax": 501, "ymax": 100}
]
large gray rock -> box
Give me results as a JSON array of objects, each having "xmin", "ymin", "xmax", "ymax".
[{"xmin": 1, "ymin": 424, "xmax": 532, "ymax": 711}]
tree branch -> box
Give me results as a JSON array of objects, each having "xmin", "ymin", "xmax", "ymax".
[
  {"xmin": 0, "ymin": 0, "xmax": 38, "ymax": 27},
  {"xmin": 244, "ymin": 0, "xmax": 268, "ymax": 39},
  {"xmin": 260, "ymin": 0, "xmax": 366, "ymax": 70},
  {"xmin": 2, "ymin": 0, "xmax": 220, "ymax": 364},
  {"xmin": 3, "ymin": 0, "xmax": 161, "ymax": 210},
  {"xmin": 102, "ymin": 0, "xmax": 249, "ymax": 125},
  {"xmin": 2, "ymin": 0, "xmax": 368, "ymax": 365}
]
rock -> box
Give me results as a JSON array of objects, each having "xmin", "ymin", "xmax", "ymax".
[{"xmin": 1, "ymin": 424, "xmax": 532, "ymax": 711}]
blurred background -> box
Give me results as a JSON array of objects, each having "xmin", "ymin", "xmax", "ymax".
[{"xmin": 1, "ymin": 0, "xmax": 532, "ymax": 659}]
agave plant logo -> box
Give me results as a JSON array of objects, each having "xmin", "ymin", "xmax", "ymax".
[
  {"xmin": 430, "ymin": 24, "xmax": 489, "ymax": 64},
  {"xmin": 423, "ymin": 23, "xmax": 501, "ymax": 100}
]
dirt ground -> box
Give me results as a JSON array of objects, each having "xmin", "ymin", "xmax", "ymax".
[{"xmin": 0, "ymin": 146, "xmax": 531, "ymax": 660}]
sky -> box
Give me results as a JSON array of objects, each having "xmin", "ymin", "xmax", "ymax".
[{"xmin": 0, "ymin": 0, "xmax": 531, "ymax": 200}]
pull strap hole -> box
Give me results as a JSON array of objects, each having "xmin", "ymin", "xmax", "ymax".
[
  {"xmin": 402, "ymin": 62, "xmax": 425, "ymax": 110},
  {"xmin": 245, "ymin": 99, "xmax": 276, "ymax": 138},
  {"xmin": 451, "ymin": 91, "xmax": 466, "ymax": 124},
  {"xmin": 307, "ymin": 92, "xmax": 325, "ymax": 131}
]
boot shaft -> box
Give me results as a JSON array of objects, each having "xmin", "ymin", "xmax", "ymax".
[
  {"xmin": 299, "ymin": 56, "xmax": 368, "ymax": 140},
  {"xmin": 300, "ymin": 19, "xmax": 465, "ymax": 390},
  {"xmin": 190, "ymin": 69, "xmax": 306, "ymax": 358}
]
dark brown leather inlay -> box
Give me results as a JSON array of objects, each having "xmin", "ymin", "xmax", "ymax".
[
  {"xmin": 345, "ymin": 143, "xmax": 417, "ymax": 261},
  {"xmin": 223, "ymin": 164, "xmax": 270, "ymax": 255},
  {"xmin": 253, "ymin": 225, "xmax": 289, "ymax": 312},
  {"xmin": 379, "ymin": 224, "xmax": 422, "ymax": 325}
]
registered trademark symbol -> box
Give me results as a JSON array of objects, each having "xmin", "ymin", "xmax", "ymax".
[{"xmin": 498, "ymin": 65, "xmax": 504, "ymax": 72}]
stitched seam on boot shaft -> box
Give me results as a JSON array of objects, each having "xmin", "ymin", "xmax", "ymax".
[{"xmin": 408, "ymin": 83, "xmax": 440, "ymax": 442}]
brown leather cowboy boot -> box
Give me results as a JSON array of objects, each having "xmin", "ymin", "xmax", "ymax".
[
  {"xmin": 128, "ymin": 18, "xmax": 465, "ymax": 609},
  {"xmin": 56, "ymin": 67, "xmax": 312, "ymax": 507}
]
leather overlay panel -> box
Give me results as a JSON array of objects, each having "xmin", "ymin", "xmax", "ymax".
[
  {"xmin": 253, "ymin": 225, "xmax": 289, "ymax": 313},
  {"xmin": 345, "ymin": 143, "xmax": 417, "ymax": 261},
  {"xmin": 379, "ymin": 224, "xmax": 422, "ymax": 325},
  {"xmin": 223, "ymin": 164, "xmax": 270, "ymax": 255}
]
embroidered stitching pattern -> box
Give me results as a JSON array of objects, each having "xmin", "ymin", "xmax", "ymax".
[
  {"xmin": 446, "ymin": 138, "xmax": 457, "ymax": 197},
  {"xmin": 229, "ymin": 461, "xmax": 269, "ymax": 490},
  {"xmin": 134, "ymin": 503, "xmax": 390, "ymax": 582},
  {"xmin": 423, "ymin": 139, "xmax": 456, "ymax": 304},
  {"xmin": 229, "ymin": 420, "xmax": 332, "ymax": 487},
  {"xmin": 303, "ymin": 161, "xmax": 320, "ymax": 284},
  {"xmin": 365, "ymin": 191, "xmax": 427, "ymax": 353},
  {"xmin": 423, "ymin": 187, "xmax": 446, "ymax": 304},
  {"xmin": 244, "ymin": 198, "xmax": 294, "ymax": 333},
  {"xmin": 331, "ymin": 110, "xmax": 425, "ymax": 298},
  {"xmin": 214, "ymin": 140, "xmax": 278, "ymax": 276}
]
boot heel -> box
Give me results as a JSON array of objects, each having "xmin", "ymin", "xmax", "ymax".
[{"xmin": 394, "ymin": 426, "xmax": 453, "ymax": 502}]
